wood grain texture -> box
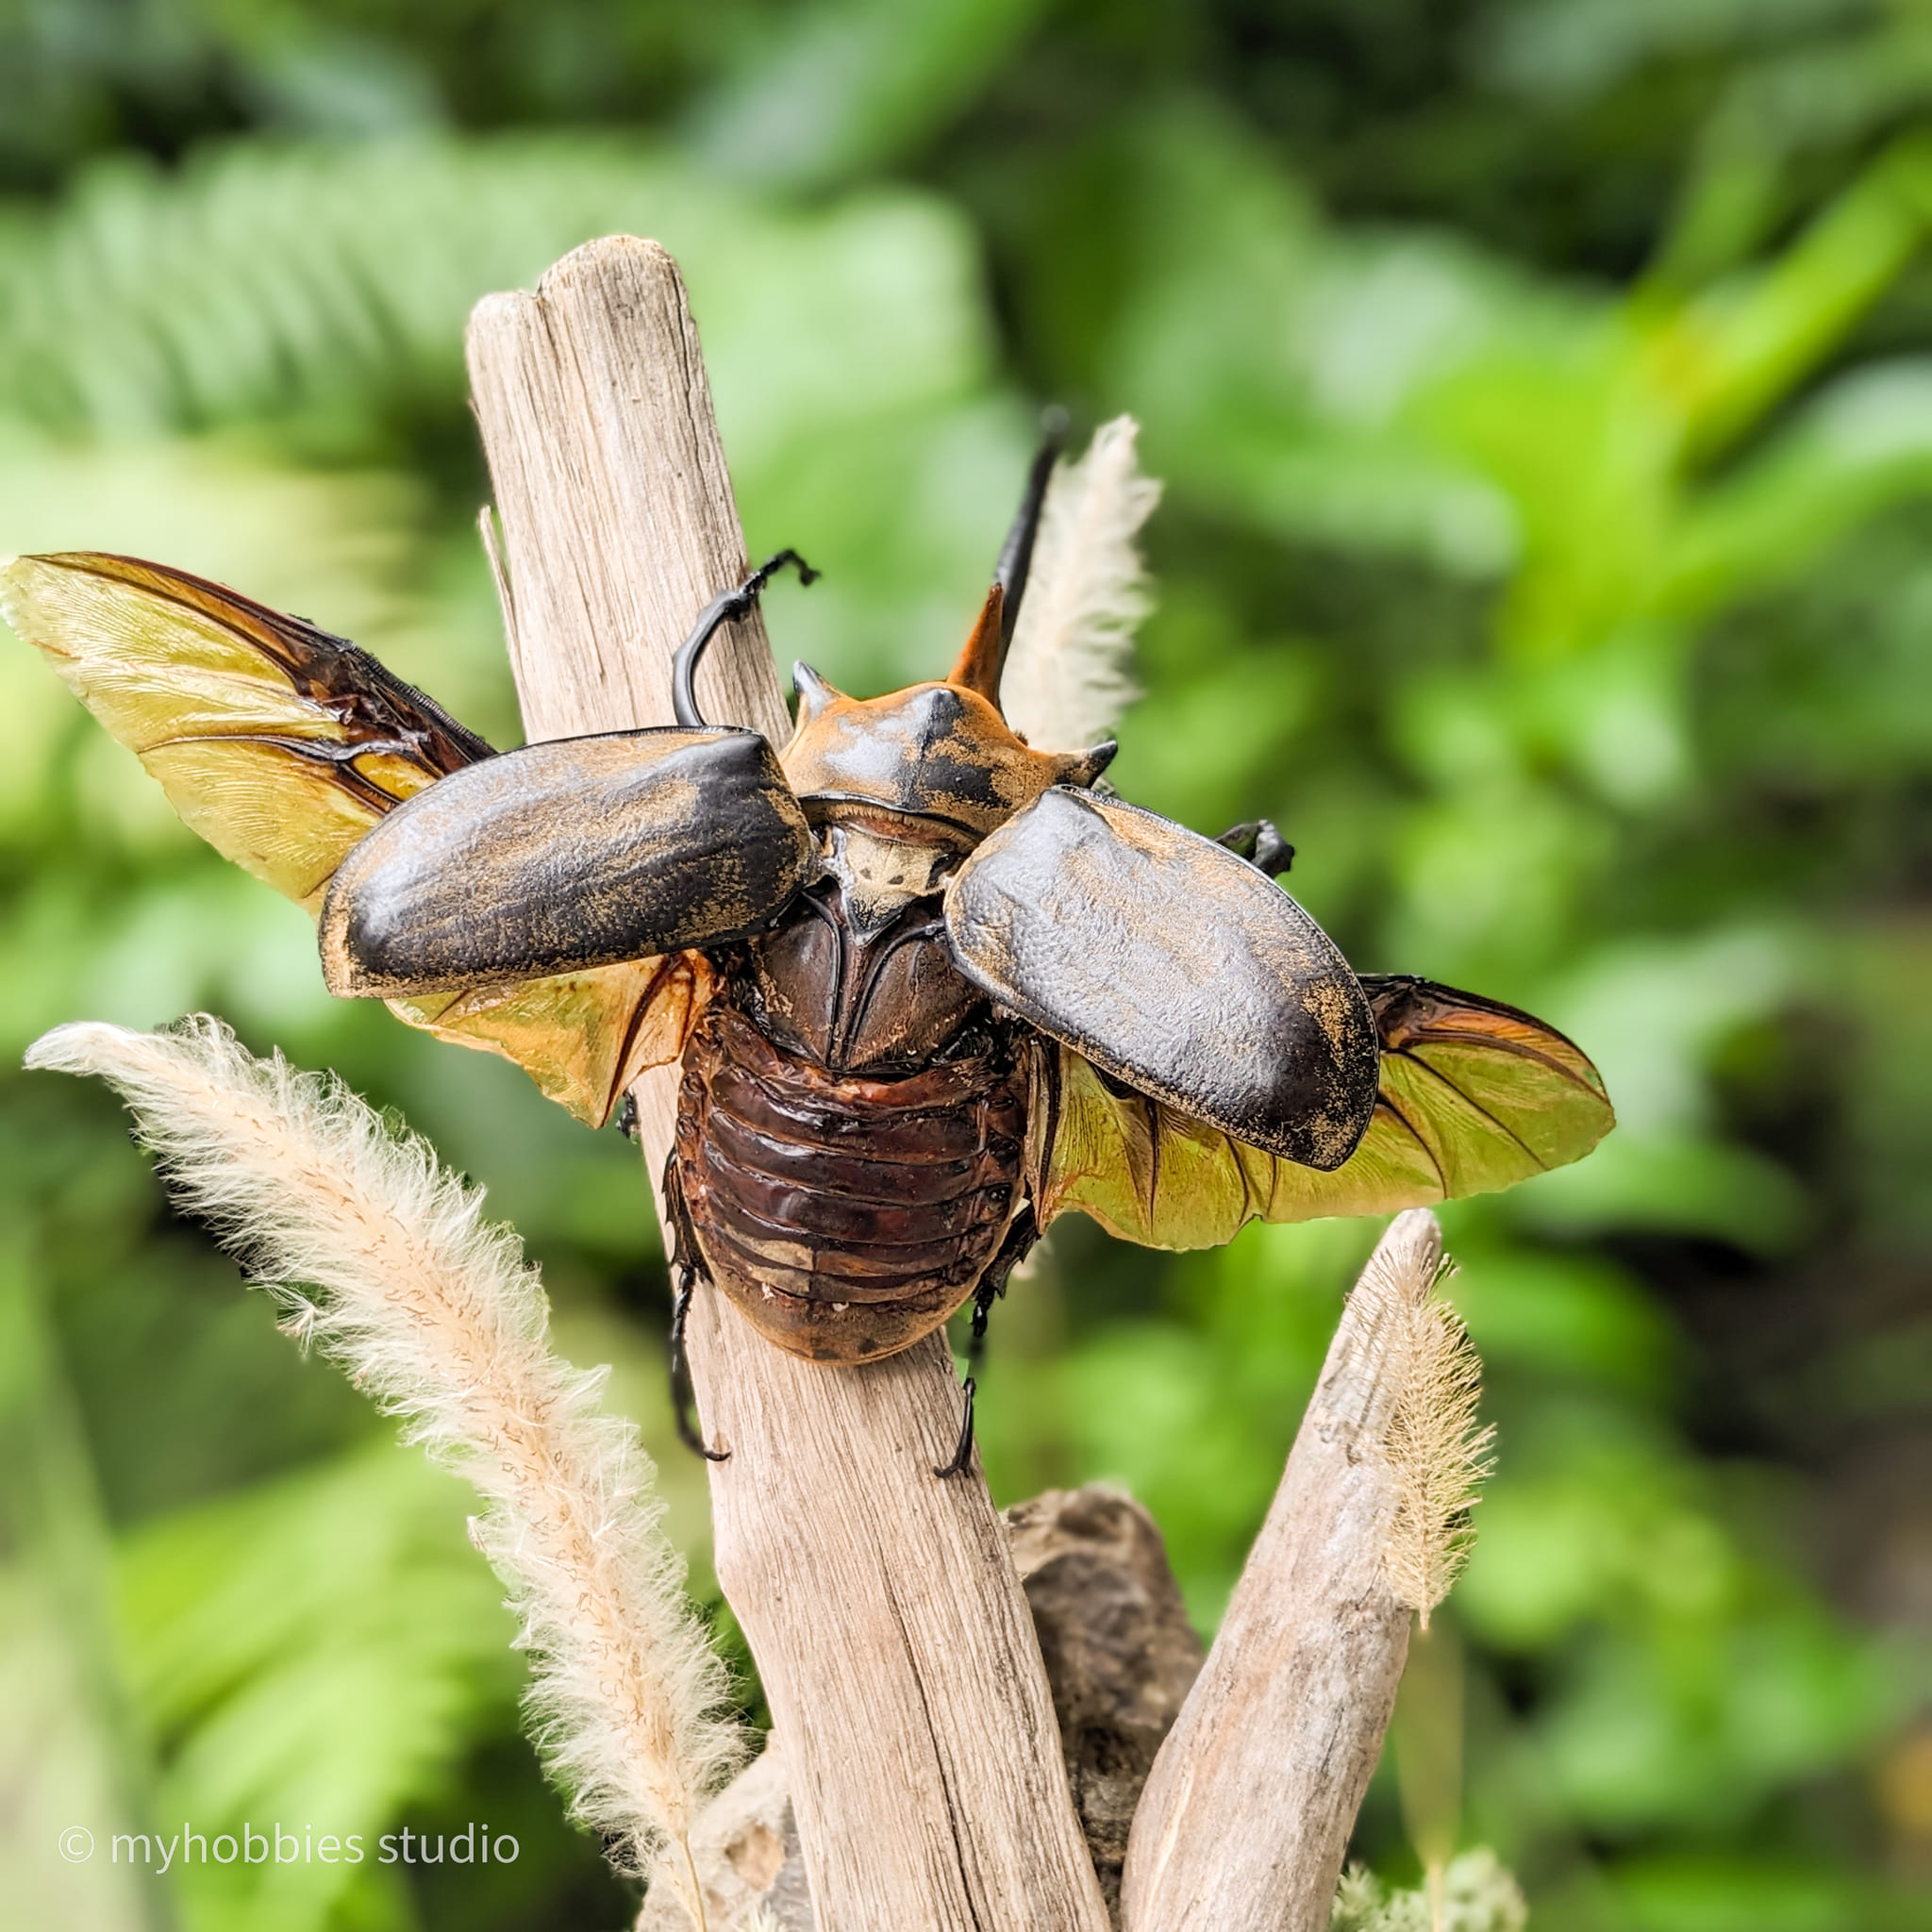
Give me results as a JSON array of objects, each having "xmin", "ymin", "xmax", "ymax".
[
  {"xmin": 466, "ymin": 235, "xmax": 1109, "ymax": 1932},
  {"xmin": 645, "ymin": 1484, "xmax": 1206, "ymax": 1932},
  {"xmin": 1117, "ymin": 1208, "xmax": 1441, "ymax": 1932}
]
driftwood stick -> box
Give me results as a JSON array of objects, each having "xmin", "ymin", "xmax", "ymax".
[
  {"xmin": 640, "ymin": 1484, "xmax": 1205, "ymax": 1932},
  {"xmin": 465, "ymin": 236, "xmax": 1109, "ymax": 1932},
  {"xmin": 1118, "ymin": 1209, "xmax": 1443, "ymax": 1932}
]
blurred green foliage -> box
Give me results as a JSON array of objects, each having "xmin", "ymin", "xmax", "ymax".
[{"xmin": 2, "ymin": 3, "xmax": 1929, "ymax": 1929}]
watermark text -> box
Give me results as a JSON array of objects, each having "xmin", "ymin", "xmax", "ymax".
[{"xmin": 60, "ymin": 1823, "xmax": 518, "ymax": 1868}]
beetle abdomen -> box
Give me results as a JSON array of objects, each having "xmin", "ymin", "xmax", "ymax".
[{"xmin": 675, "ymin": 1002, "xmax": 1028, "ymax": 1362}]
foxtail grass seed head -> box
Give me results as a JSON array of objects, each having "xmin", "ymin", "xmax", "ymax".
[
  {"xmin": 1379, "ymin": 1244, "xmax": 1496, "ymax": 1631},
  {"xmin": 28, "ymin": 1016, "xmax": 741, "ymax": 1927},
  {"xmin": 1001, "ymin": 414, "xmax": 1160, "ymax": 752}
]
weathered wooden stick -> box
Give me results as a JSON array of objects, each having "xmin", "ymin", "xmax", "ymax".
[
  {"xmin": 640, "ymin": 1484, "xmax": 1205, "ymax": 1932},
  {"xmin": 1118, "ymin": 1209, "xmax": 1442, "ymax": 1932},
  {"xmin": 465, "ymin": 236, "xmax": 1110, "ymax": 1932}
]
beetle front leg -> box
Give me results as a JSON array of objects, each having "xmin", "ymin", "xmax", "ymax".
[
  {"xmin": 662, "ymin": 1151, "xmax": 729, "ymax": 1463},
  {"xmin": 1216, "ymin": 818, "xmax": 1295, "ymax": 876}
]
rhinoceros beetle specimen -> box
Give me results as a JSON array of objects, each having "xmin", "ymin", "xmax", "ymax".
[{"xmin": 1, "ymin": 434, "xmax": 1611, "ymax": 1476}]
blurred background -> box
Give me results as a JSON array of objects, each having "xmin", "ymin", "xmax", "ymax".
[{"xmin": 2, "ymin": 1, "xmax": 1930, "ymax": 1927}]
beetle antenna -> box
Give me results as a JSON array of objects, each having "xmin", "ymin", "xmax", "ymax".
[
  {"xmin": 994, "ymin": 408, "xmax": 1069, "ymax": 649},
  {"xmin": 672, "ymin": 549, "xmax": 819, "ymax": 729}
]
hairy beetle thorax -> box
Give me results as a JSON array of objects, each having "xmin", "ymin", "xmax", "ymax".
[{"xmin": 740, "ymin": 824, "xmax": 988, "ymax": 1074}]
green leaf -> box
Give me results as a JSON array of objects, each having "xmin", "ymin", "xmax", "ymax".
[{"xmin": 689, "ymin": 0, "xmax": 1053, "ymax": 189}]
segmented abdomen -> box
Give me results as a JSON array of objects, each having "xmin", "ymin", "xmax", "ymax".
[{"xmin": 675, "ymin": 1001, "xmax": 1029, "ymax": 1362}]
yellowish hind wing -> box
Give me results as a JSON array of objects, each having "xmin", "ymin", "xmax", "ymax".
[
  {"xmin": 1037, "ymin": 974, "xmax": 1613, "ymax": 1248},
  {"xmin": 0, "ymin": 551, "xmax": 701, "ymax": 1123}
]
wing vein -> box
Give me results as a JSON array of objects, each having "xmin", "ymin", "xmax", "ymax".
[
  {"xmin": 1388, "ymin": 1047, "xmax": 1548, "ymax": 1171},
  {"xmin": 603, "ymin": 955, "xmax": 686, "ymax": 1122},
  {"xmin": 1373, "ymin": 1090, "xmax": 1450, "ymax": 1192},
  {"xmin": 1403, "ymin": 1026, "xmax": 1602, "ymax": 1096}
]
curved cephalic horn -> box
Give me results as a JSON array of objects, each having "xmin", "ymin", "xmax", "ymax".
[
  {"xmin": 946, "ymin": 415, "xmax": 1068, "ymax": 708},
  {"xmin": 947, "ymin": 584, "xmax": 1007, "ymax": 703}
]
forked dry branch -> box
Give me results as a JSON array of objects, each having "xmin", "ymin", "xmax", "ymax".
[
  {"xmin": 463, "ymin": 237, "xmax": 1488, "ymax": 1931},
  {"xmin": 465, "ymin": 237, "xmax": 1112, "ymax": 1932},
  {"xmin": 1120, "ymin": 1208, "xmax": 1459, "ymax": 1931}
]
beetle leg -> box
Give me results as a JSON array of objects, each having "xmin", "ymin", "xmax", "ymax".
[
  {"xmin": 934, "ymin": 1375, "xmax": 979, "ymax": 1480},
  {"xmin": 1216, "ymin": 818, "xmax": 1295, "ymax": 876},
  {"xmin": 672, "ymin": 549, "xmax": 820, "ymax": 729},
  {"xmin": 662, "ymin": 1153, "xmax": 729, "ymax": 1463},
  {"xmin": 934, "ymin": 1205, "xmax": 1039, "ymax": 1479},
  {"xmin": 669, "ymin": 1276, "xmax": 725, "ymax": 1463},
  {"xmin": 970, "ymin": 1203, "xmax": 1039, "ymax": 1374}
]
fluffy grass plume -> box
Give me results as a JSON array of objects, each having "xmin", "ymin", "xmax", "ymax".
[
  {"xmin": 1000, "ymin": 414, "xmax": 1160, "ymax": 751},
  {"xmin": 27, "ymin": 1016, "xmax": 741, "ymax": 1926},
  {"xmin": 1379, "ymin": 1241, "xmax": 1496, "ymax": 1630}
]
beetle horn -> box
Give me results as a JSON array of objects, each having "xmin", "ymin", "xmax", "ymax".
[
  {"xmin": 673, "ymin": 548, "xmax": 819, "ymax": 729},
  {"xmin": 792, "ymin": 661, "xmax": 841, "ymax": 723},
  {"xmin": 947, "ymin": 584, "xmax": 1007, "ymax": 702},
  {"xmin": 1055, "ymin": 740, "xmax": 1118, "ymax": 789},
  {"xmin": 946, "ymin": 412, "xmax": 1068, "ymax": 706},
  {"xmin": 994, "ymin": 412, "xmax": 1066, "ymax": 647}
]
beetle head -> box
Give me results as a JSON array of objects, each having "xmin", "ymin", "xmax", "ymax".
[
  {"xmin": 779, "ymin": 417, "xmax": 1114, "ymax": 841},
  {"xmin": 782, "ymin": 642, "xmax": 1113, "ymax": 841}
]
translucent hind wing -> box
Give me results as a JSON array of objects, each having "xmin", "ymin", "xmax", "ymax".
[
  {"xmin": 1, "ymin": 551, "xmax": 491, "ymax": 908},
  {"xmin": 394, "ymin": 952, "xmax": 713, "ymax": 1127},
  {"xmin": 0, "ymin": 550, "xmax": 704, "ymax": 1125},
  {"xmin": 1036, "ymin": 976, "xmax": 1612, "ymax": 1248}
]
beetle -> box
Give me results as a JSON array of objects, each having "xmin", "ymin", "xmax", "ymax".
[{"xmin": 0, "ymin": 431, "xmax": 1612, "ymax": 1475}]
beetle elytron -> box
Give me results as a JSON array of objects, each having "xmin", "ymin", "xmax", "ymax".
[{"xmin": 1, "ymin": 429, "xmax": 1611, "ymax": 1473}]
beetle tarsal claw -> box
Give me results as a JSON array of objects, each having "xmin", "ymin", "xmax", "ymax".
[
  {"xmin": 1216, "ymin": 818, "xmax": 1295, "ymax": 876},
  {"xmin": 672, "ymin": 549, "xmax": 819, "ymax": 728},
  {"xmin": 934, "ymin": 1375, "xmax": 978, "ymax": 1480}
]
